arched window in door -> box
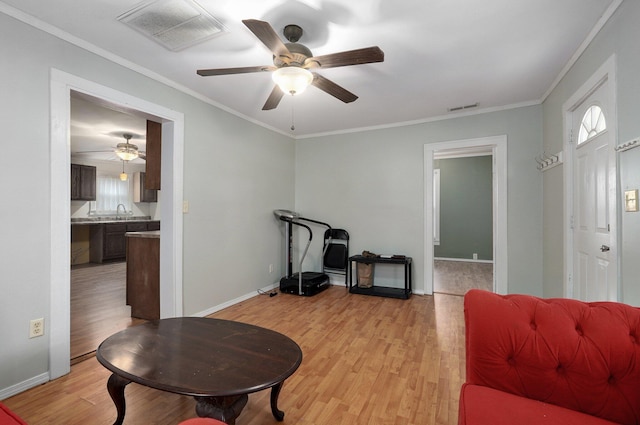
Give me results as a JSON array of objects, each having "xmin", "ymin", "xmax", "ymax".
[{"xmin": 578, "ymin": 105, "xmax": 607, "ymax": 145}]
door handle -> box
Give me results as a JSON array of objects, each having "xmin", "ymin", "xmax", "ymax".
[{"xmin": 600, "ymin": 245, "xmax": 610, "ymax": 252}]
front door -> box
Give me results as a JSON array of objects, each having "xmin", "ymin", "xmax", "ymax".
[{"xmin": 570, "ymin": 76, "xmax": 617, "ymax": 301}]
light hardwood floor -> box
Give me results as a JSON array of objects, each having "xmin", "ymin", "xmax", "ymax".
[
  {"xmin": 71, "ymin": 262, "xmax": 145, "ymax": 361},
  {"xmin": 433, "ymin": 260, "xmax": 493, "ymax": 296},
  {"xmin": 4, "ymin": 287, "xmax": 465, "ymax": 425}
]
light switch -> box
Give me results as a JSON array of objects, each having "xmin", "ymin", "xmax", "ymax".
[
  {"xmin": 183, "ymin": 200, "xmax": 189, "ymax": 213},
  {"xmin": 625, "ymin": 190, "xmax": 638, "ymax": 212}
]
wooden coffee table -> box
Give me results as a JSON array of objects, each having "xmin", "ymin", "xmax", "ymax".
[{"xmin": 96, "ymin": 317, "xmax": 303, "ymax": 425}]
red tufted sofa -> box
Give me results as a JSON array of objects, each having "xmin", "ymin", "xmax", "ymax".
[
  {"xmin": 459, "ymin": 289, "xmax": 640, "ymax": 425},
  {"xmin": 0, "ymin": 402, "xmax": 27, "ymax": 425}
]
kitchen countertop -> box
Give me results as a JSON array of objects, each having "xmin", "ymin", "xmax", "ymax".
[
  {"xmin": 71, "ymin": 216, "xmax": 153, "ymax": 225},
  {"xmin": 125, "ymin": 230, "xmax": 160, "ymax": 239}
]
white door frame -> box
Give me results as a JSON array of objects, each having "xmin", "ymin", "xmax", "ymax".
[
  {"xmin": 50, "ymin": 69, "xmax": 184, "ymax": 379},
  {"xmin": 424, "ymin": 135, "xmax": 508, "ymax": 295},
  {"xmin": 562, "ymin": 55, "xmax": 618, "ymax": 300}
]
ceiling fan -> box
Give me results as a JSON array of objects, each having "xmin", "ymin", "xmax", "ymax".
[
  {"xmin": 73, "ymin": 133, "xmax": 146, "ymax": 161},
  {"xmin": 114, "ymin": 133, "xmax": 144, "ymax": 161},
  {"xmin": 197, "ymin": 19, "xmax": 384, "ymax": 110}
]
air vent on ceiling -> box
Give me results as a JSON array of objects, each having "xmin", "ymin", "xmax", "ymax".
[
  {"xmin": 117, "ymin": 0, "xmax": 226, "ymax": 51},
  {"xmin": 447, "ymin": 102, "xmax": 479, "ymax": 113}
]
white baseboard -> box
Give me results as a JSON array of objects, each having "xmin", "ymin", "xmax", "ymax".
[
  {"xmin": 435, "ymin": 257, "xmax": 493, "ymax": 264},
  {"xmin": 0, "ymin": 372, "xmax": 49, "ymax": 400},
  {"xmin": 191, "ymin": 282, "xmax": 280, "ymax": 318}
]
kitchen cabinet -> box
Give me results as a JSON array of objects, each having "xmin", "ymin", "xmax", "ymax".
[
  {"xmin": 126, "ymin": 231, "xmax": 160, "ymax": 320},
  {"xmin": 145, "ymin": 120, "xmax": 161, "ymax": 190},
  {"xmin": 71, "ymin": 164, "xmax": 96, "ymax": 201},
  {"xmin": 103, "ymin": 223, "xmax": 127, "ymax": 260},
  {"xmin": 133, "ymin": 172, "xmax": 157, "ymax": 203},
  {"xmin": 90, "ymin": 221, "xmax": 160, "ymax": 263}
]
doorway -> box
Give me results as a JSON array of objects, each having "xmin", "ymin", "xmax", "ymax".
[
  {"xmin": 424, "ymin": 135, "xmax": 508, "ymax": 295},
  {"xmin": 69, "ymin": 94, "xmax": 152, "ymax": 361},
  {"xmin": 50, "ymin": 69, "xmax": 185, "ymax": 379},
  {"xmin": 432, "ymin": 151, "xmax": 494, "ymax": 296},
  {"xmin": 563, "ymin": 55, "xmax": 618, "ymax": 301}
]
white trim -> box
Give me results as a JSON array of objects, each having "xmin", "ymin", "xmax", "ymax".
[
  {"xmin": 0, "ymin": 1, "xmax": 622, "ymax": 141},
  {"xmin": 0, "ymin": 372, "xmax": 49, "ymax": 400},
  {"xmin": 424, "ymin": 135, "xmax": 508, "ymax": 295},
  {"xmin": 562, "ymin": 55, "xmax": 619, "ymax": 300},
  {"xmin": 541, "ymin": 0, "xmax": 623, "ymax": 103},
  {"xmin": 0, "ymin": 2, "xmax": 291, "ymax": 139},
  {"xmin": 50, "ymin": 69, "xmax": 184, "ymax": 380},
  {"xmin": 191, "ymin": 284, "xmax": 278, "ymax": 318},
  {"xmin": 435, "ymin": 257, "xmax": 494, "ymax": 265},
  {"xmin": 298, "ymin": 100, "xmax": 539, "ymax": 140}
]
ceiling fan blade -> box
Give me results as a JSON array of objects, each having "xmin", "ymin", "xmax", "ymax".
[
  {"xmin": 197, "ymin": 65, "xmax": 275, "ymax": 76},
  {"xmin": 304, "ymin": 46, "xmax": 384, "ymax": 69},
  {"xmin": 311, "ymin": 73, "xmax": 358, "ymax": 103},
  {"xmin": 262, "ymin": 85, "xmax": 285, "ymax": 110},
  {"xmin": 242, "ymin": 19, "xmax": 292, "ymax": 62}
]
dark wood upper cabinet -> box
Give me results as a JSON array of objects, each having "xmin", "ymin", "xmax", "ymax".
[
  {"xmin": 133, "ymin": 172, "xmax": 158, "ymax": 203},
  {"xmin": 71, "ymin": 164, "xmax": 96, "ymax": 201},
  {"xmin": 145, "ymin": 120, "xmax": 161, "ymax": 190}
]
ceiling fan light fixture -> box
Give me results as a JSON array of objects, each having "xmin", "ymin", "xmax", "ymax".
[
  {"xmin": 272, "ymin": 67, "xmax": 313, "ymax": 96},
  {"xmin": 115, "ymin": 142, "xmax": 139, "ymax": 161}
]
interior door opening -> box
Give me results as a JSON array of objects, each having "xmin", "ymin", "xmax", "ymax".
[
  {"xmin": 50, "ymin": 69, "xmax": 184, "ymax": 380},
  {"xmin": 432, "ymin": 150, "xmax": 494, "ymax": 296},
  {"xmin": 424, "ymin": 135, "xmax": 508, "ymax": 296}
]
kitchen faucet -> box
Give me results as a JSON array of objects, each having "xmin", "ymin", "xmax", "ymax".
[{"xmin": 116, "ymin": 204, "xmax": 127, "ymax": 220}]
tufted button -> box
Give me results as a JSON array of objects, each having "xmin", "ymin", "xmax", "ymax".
[
  {"xmin": 507, "ymin": 357, "xmax": 516, "ymax": 366},
  {"xmin": 575, "ymin": 324, "xmax": 584, "ymax": 336},
  {"xmin": 556, "ymin": 364, "xmax": 564, "ymax": 374},
  {"xmin": 609, "ymin": 374, "xmax": 616, "ymax": 385},
  {"xmin": 630, "ymin": 331, "xmax": 637, "ymax": 344},
  {"xmin": 530, "ymin": 321, "xmax": 537, "ymax": 330}
]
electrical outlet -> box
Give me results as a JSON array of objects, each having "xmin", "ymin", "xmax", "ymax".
[
  {"xmin": 269, "ymin": 264, "xmax": 274, "ymax": 274},
  {"xmin": 473, "ymin": 253, "xmax": 478, "ymax": 260},
  {"xmin": 30, "ymin": 318, "xmax": 44, "ymax": 338}
]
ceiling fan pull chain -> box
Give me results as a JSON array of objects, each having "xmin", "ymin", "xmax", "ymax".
[{"xmin": 291, "ymin": 102, "xmax": 296, "ymax": 132}]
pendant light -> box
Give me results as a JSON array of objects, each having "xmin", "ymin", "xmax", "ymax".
[{"xmin": 120, "ymin": 159, "xmax": 128, "ymax": 181}]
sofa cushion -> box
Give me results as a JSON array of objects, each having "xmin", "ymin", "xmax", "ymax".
[
  {"xmin": 464, "ymin": 290, "xmax": 640, "ymax": 424},
  {"xmin": 459, "ymin": 384, "xmax": 620, "ymax": 425},
  {"xmin": 0, "ymin": 402, "xmax": 28, "ymax": 425}
]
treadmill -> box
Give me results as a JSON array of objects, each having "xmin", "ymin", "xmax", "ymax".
[{"xmin": 274, "ymin": 209, "xmax": 331, "ymax": 296}]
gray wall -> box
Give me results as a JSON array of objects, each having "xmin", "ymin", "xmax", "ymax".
[
  {"xmin": 435, "ymin": 156, "xmax": 493, "ymax": 260},
  {"xmin": 294, "ymin": 105, "xmax": 543, "ymax": 296},
  {"xmin": 0, "ymin": 12, "xmax": 294, "ymax": 394},
  {"xmin": 541, "ymin": 0, "xmax": 640, "ymax": 303}
]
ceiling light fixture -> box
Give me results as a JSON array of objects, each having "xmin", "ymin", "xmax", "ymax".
[
  {"xmin": 272, "ymin": 67, "xmax": 313, "ymax": 96},
  {"xmin": 115, "ymin": 134, "xmax": 139, "ymax": 161}
]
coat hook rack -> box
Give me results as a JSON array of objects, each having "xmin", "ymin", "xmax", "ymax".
[
  {"xmin": 535, "ymin": 151, "xmax": 563, "ymax": 172},
  {"xmin": 615, "ymin": 138, "xmax": 639, "ymax": 153}
]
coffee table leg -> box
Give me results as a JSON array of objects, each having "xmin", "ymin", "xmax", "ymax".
[
  {"xmin": 195, "ymin": 394, "xmax": 248, "ymax": 425},
  {"xmin": 106, "ymin": 373, "xmax": 131, "ymax": 425},
  {"xmin": 270, "ymin": 381, "xmax": 285, "ymax": 421}
]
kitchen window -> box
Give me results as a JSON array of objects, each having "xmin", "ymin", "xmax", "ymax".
[{"xmin": 95, "ymin": 176, "xmax": 129, "ymax": 213}]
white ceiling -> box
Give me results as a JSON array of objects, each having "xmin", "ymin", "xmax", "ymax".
[{"xmin": 2, "ymin": 0, "xmax": 618, "ymax": 145}]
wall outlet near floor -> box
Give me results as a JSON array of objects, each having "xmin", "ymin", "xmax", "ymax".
[
  {"xmin": 29, "ymin": 318, "xmax": 44, "ymax": 338},
  {"xmin": 473, "ymin": 253, "xmax": 478, "ymax": 260}
]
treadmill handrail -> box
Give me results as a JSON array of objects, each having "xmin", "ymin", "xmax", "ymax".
[
  {"xmin": 289, "ymin": 220, "xmax": 313, "ymax": 295},
  {"xmin": 297, "ymin": 217, "xmax": 331, "ymax": 230}
]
